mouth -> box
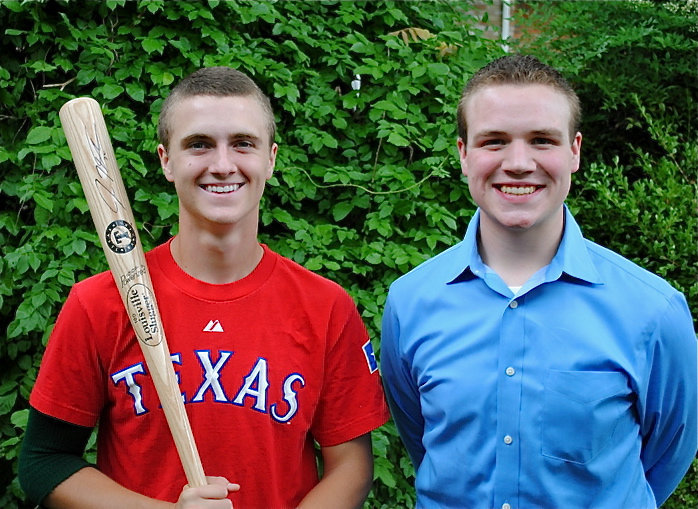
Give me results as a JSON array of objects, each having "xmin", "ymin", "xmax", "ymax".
[
  {"xmin": 201, "ymin": 183, "xmax": 244, "ymax": 194},
  {"xmin": 496, "ymin": 184, "xmax": 542, "ymax": 196}
]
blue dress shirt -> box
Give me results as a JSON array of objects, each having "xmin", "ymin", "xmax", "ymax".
[{"xmin": 381, "ymin": 206, "xmax": 697, "ymax": 509}]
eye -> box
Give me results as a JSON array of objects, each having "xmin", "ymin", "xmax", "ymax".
[
  {"xmin": 531, "ymin": 136, "xmax": 559, "ymax": 146},
  {"xmin": 481, "ymin": 138, "xmax": 505, "ymax": 147},
  {"xmin": 235, "ymin": 140, "xmax": 254, "ymax": 149},
  {"xmin": 185, "ymin": 139, "xmax": 211, "ymax": 151}
]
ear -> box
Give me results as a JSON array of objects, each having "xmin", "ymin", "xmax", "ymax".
[
  {"xmin": 157, "ymin": 144, "xmax": 175, "ymax": 182},
  {"xmin": 266, "ymin": 142, "xmax": 278, "ymax": 180},
  {"xmin": 570, "ymin": 132, "xmax": 582, "ymax": 174},
  {"xmin": 457, "ymin": 137, "xmax": 468, "ymax": 177}
]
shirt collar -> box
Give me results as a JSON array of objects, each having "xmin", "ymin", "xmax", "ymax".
[
  {"xmin": 549, "ymin": 205, "xmax": 603, "ymax": 285},
  {"xmin": 447, "ymin": 209, "xmax": 484, "ymax": 284},
  {"xmin": 448, "ymin": 206, "xmax": 603, "ymax": 286}
]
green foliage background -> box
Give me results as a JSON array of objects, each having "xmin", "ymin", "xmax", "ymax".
[{"xmin": 0, "ymin": 0, "xmax": 695, "ymax": 507}]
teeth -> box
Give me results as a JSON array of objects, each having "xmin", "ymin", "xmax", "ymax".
[
  {"xmin": 203, "ymin": 184, "xmax": 242, "ymax": 193},
  {"xmin": 500, "ymin": 185, "xmax": 537, "ymax": 195}
]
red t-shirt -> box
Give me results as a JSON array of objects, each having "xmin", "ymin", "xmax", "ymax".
[{"xmin": 31, "ymin": 240, "xmax": 389, "ymax": 507}]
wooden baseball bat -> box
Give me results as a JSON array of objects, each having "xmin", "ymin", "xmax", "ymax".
[{"xmin": 59, "ymin": 97, "xmax": 207, "ymax": 488}]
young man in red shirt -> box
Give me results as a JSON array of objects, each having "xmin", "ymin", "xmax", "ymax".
[{"xmin": 20, "ymin": 66, "xmax": 389, "ymax": 509}]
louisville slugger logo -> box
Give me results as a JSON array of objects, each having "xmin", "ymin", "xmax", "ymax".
[
  {"xmin": 84, "ymin": 120, "xmax": 125, "ymax": 214},
  {"xmin": 126, "ymin": 283, "xmax": 162, "ymax": 346}
]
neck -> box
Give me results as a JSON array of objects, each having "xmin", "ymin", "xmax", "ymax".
[
  {"xmin": 477, "ymin": 213, "xmax": 564, "ymax": 287},
  {"xmin": 171, "ymin": 221, "xmax": 263, "ymax": 284}
]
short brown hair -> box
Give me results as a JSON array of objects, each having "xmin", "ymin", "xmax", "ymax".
[
  {"xmin": 457, "ymin": 54, "xmax": 581, "ymax": 141},
  {"xmin": 157, "ymin": 66, "xmax": 276, "ymax": 149}
]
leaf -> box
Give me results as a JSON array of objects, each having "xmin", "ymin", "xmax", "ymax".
[
  {"xmin": 33, "ymin": 192, "xmax": 54, "ymax": 211},
  {"xmin": 58, "ymin": 268, "xmax": 75, "ymax": 287},
  {"xmin": 106, "ymin": 0, "xmax": 127, "ymax": 9},
  {"xmin": 11, "ymin": 409, "xmax": 29, "ymax": 430},
  {"xmin": 142, "ymin": 37, "xmax": 166, "ymax": 54},
  {"xmin": 324, "ymin": 261, "xmax": 341, "ymax": 271},
  {"xmin": 332, "ymin": 117, "xmax": 348, "ymax": 129},
  {"xmin": 2, "ymin": 2, "xmax": 23, "ymax": 14},
  {"xmin": 76, "ymin": 68, "xmax": 97, "ymax": 85},
  {"xmin": 366, "ymin": 252, "xmax": 382, "ymax": 264},
  {"xmin": 322, "ymin": 132, "xmax": 338, "ymax": 148},
  {"xmin": 304, "ymin": 257, "xmax": 322, "ymax": 271},
  {"xmin": 126, "ymin": 82, "xmax": 145, "ymax": 102},
  {"xmin": 427, "ymin": 62, "xmax": 450, "ymax": 76},
  {"xmin": 0, "ymin": 392, "xmax": 17, "ymax": 415},
  {"xmin": 388, "ymin": 132, "xmax": 410, "ymax": 147},
  {"xmin": 100, "ymin": 84, "xmax": 124, "ymax": 100},
  {"xmin": 332, "ymin": 202, "xmax": 354, "ymax": 221},
  {"xmin": 41, "ymin": 153, "xmax": 62, "ymax": 170},
  {"xmin": 26, "ymin": 126, "xmax": 53, "ymax": 145},
  {"xmin": 160, "ymin": 71, "xmax": 175, "ymax": 86},
  {"xmin": 374, "ymin": 457, "xmax": 397, "ymax": 488}
]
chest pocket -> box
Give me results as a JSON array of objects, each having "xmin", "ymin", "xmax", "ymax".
[{"xmin": 541, "ymin": 370, "xmax": 633, "ymax": 464}]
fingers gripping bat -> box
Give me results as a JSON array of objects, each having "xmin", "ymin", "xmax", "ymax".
[{"xmin": 59, "ymin": 97, "xmax": 207, "ymax": 488}]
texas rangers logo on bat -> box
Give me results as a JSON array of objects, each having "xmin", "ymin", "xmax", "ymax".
[{"xmin": 105, "ymin": 219, "xmax": 136, "ymax": 254}]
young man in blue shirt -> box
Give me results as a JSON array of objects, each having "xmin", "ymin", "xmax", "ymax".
[{"xmin": 381, "ymin": 54, "xmax": 697, "ymax": 509}]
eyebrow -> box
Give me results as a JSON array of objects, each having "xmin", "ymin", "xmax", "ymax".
[
  {"xmin": 530, "ymin": 129, "xmax": 564, "ymax": 137},
  {"xmin": 179, "ymin": 132, "xmax": 263, "ymax": 146},
  {"xmin": 474, "ymin": 128, "xmax": 564, "ymax": 138}
]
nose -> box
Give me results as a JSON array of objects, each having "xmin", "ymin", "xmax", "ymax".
[
  {"xmin": 209, "ymin": 146, "xmax": 237, "ymax": 175},
  {"xmin": 501, "ymin": 140, "xmax": 535, "ymax": 173}
]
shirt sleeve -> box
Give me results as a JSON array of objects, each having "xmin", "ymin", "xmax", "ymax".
[
  {"xmin": 640, "ymin": 291, "xmax": 698, "ymax": 506},
  {"xmin": 30, "ymin": 284, "xmax": 107, "ymax": 427},
  {"xmin": 310, "ymin": 290, "xmax": 389, "ymax": 447},
  {"xmin": 380, "ymin": 293, "xmax": 426, "ymax": 468}
]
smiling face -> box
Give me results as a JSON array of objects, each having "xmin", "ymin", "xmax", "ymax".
[
  {"xmin": 158, "ymin": 94, "xmax": 277, "ymax": 233},
  {"xmin": 458, "ymin": 84, "xmax": 582, "ymax": 242}
]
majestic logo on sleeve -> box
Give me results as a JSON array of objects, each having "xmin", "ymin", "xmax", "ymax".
[{"xmin": 362, "ymin": 340, "xmax": 378, "ymax": 373}]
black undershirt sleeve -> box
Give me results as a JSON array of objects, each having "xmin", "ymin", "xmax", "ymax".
[{"xmin": 18, "ymin": 406, "xmax": 94, "ymax": 506}]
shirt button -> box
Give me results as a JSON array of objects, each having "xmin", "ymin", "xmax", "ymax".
[
  {"xmin": 509, "ymin": 300, "xmax": 518, "ymax": 309},
  {"xmin": 505, "ymin": 366, "xmax": 515, "ymax": 376},
  {"xmin": 502, "ymin": 504, "xmax": 512, "ymax": 509},
  {"xmin": 504, "ymin": 435, "xmax": 513, "ymax": 445}
]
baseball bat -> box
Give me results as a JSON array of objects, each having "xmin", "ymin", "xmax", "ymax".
[{"xmin": 59, "ymin": 97, "xmax": 207, "ymax": 488}]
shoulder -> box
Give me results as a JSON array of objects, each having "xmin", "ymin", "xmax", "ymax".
[
  {"xmin": 72, "ymin": 268, "xmax": 119, "ymax": 301},
  {"xmin": 388, "ymin": 241, "xmax": 467, "ymax": 296},
  {"xmin": 267, "ymin": 248, "xmax": 353, "ymax": 302},
  {"xmin": 70, "ymin": 242, "xmax": 167, "ymax": 305},
  {"xmin": 584, "ymin": 239, "xmax": 681, "ymax": 302},
  {"xmin": 581, "ymin": 239, "xmax": 695, "ymax": 335}
]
